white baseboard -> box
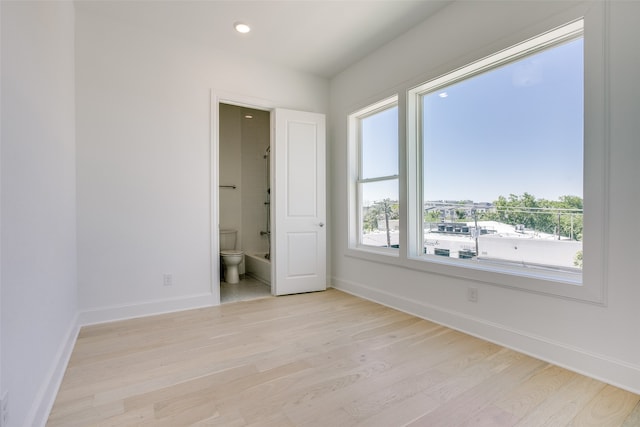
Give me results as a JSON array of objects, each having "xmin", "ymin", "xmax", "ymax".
[
  {"xmin": 26, "ymin": 313, "xmax": 80, "ymax": 427},
  {"xmin": 332, "ymin": 276, "xmax": 640, "ymax": 395},
  {"xmin": 78, "ymin": 292, "xmax": 217, "ymax": 326}
]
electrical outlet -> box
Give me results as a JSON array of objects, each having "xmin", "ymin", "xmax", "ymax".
[
  {"xmin": 163, "ymin": 273, "xmax": 173, "ymax": 286},
  {"xmin": 1, "ymin": 391, "xmax": 9, "ymax": 427},
  {"xmin": 467, "ymin": 287, "xmax": 478, "ymax": 303}
]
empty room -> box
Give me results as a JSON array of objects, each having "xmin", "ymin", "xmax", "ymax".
[{"xmin": 2, "ymin": 0, "xmax": 639, "ymax": 426}]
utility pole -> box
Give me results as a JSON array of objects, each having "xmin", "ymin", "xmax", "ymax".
[
  {"xmin": 570, "ymin": 213, "xmax": 574, "ymax": 240},
  {"xmin": 473, "ymin": 208, "xmax": 479, "ymax": 258},
  {"xmin": 384, "ymin": 200, "xmax": 391, "ymax": 247}
]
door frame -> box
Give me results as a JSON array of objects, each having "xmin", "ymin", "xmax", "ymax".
[{"xmin": 210, "ymin": 91, "xmax": 276, "ymax": 304}]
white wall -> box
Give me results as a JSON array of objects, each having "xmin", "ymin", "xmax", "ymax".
[
  {"xmin": 330, "ymin": 0, "xmax": 640, "ymax": 393},
  {"xmin": 75, "ymin": 10, "xmax": 328, "ymax": 322},
  {"xmin": 1, "ymin": 0, "xmax": 3, "ymax": 410},
  {"xmin": 1, "ymin": 2, "xmax": 78, "ymax": 426}
]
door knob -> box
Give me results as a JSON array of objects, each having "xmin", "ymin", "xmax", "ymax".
[{"xmin": 319, "ymin": 222, "xmax": 325, "ymax": 227}]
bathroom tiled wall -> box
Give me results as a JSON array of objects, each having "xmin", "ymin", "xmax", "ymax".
[
  {"xmin": 219, "ymin": 104, "xmax": 270, "ymax": 264},
  {"xmin": 241, "ymin": 108, "xmax": 270, "ymax": 256}
]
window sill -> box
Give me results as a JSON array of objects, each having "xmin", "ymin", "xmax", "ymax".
[
  {"xmin": 344, "ymin": 247, "xmax": 604, "ymax": 305},
  {"xmin": 346, "ymin": 246, "xmax": 399, "ymax": 262}
]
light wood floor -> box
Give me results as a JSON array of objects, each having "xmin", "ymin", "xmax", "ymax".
[{"xmin": 48, "ymin": 289, "xmax": 640, "ymax": 427}]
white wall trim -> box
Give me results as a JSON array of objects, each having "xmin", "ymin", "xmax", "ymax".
[
  {"xmin": 25, "ymin": 313, "xmax": 80, "ymax": 427},
  {"xmin": 332, "ymin": 276, "xmax": 640, "ymax": 395},
  {"xmin": 78, "ymin": 293, "xmax": 216, "ymax": 326}
]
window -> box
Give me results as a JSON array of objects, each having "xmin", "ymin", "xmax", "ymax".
[
  {"xmin": 409, "ymin": 20, "xmax": 586, "ymax": 283},
  {"xmin": 349, "ymin": 97, "xmax": 399, "ymax": 252}
]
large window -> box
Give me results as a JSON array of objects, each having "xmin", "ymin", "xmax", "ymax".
[
  {"xmin": 349, "ymin": 97, "xmax": 399, "ymax": 252},
  {"xmin": 409, "ymin": 19, "xmax": 585, "ymax": 283}
]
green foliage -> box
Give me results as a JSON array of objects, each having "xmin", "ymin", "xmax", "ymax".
[
  {"xmin": 574, "ymin": 250, "xmax": 583, "ymax": 268},
  {"xmin": 424, "ymin": 210, "xmax": 440, "ymax": 222},
  {"xmin": 480, "ymin": 193, "xmax": 583, "ymax": 240},
  {"xmin": 364, "ymin": 199, "xmax": 399, "ymax": 231},
  {"xmin": 363, "ymin": 199, "xmax": 399, "ymax": 246}
]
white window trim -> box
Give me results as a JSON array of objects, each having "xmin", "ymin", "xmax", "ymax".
[
  {"xmin": 348, "ymin": 95, "xmax": 400, "ymax": 256},
  {"xmin": 345, "ymin": 4, "xmax": 608, "ymax": 305},
  {"xmin": 403, "ymin": 10, "xmax": 608, "ymax": 304}
]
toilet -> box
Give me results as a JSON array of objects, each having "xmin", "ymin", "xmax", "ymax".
[{"xmin": 220, "ymin": 229, "xmax": 244, "ymax": 284}]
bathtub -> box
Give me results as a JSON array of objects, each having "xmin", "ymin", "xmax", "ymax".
[{"xmin": 244, "ymin": 252, "xmax": 271, "ymax": 285}]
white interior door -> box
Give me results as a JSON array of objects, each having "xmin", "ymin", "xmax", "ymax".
[{"xmin": 273, "ymin": 108, "xmax": 326, "ymax": 295}]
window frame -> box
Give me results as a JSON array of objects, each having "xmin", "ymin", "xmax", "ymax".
[
  {"xmin": 405, "ymin": 15, "xmax": 607, "ymax": 304},
  {"xmin": 348, "ymin": 95, "xmax": 400, "ymax": 255}
]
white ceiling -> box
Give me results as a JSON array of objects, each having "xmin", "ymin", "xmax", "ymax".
[{"xmin": 74, "ymin": 0, "xmax": 451, "ymax": 78}]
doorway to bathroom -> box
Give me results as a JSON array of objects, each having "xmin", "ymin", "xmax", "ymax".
[
  {"xmin": 218, "ymin": 103, "xmax": 272, "ymax": 303},
  {"xmin": 215, "ymin": 95, "xmax": 327, "ymax": 304}
]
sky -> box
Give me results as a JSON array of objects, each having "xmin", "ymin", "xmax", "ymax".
[{"xmin": 361, "ymin": 37, "xmax": 584, "ymax": 205}]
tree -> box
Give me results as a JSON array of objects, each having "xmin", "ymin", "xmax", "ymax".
[
  {"xmin": 363, "ymin": 199, "xmax": 398, "ymax": 247},
  {"xmin": 482, "ymin": 193, "xmax": 583, "ymax": 240},
  {"xmin": 424, "ymin": 209, "xmax": 440, "ymax": 222},
  {"xmin": 362, "ymin": 205, "xmax": 378, "ymax": 232},
  {"xmin": 574, "ymin": 250, "xmax": 583, "ymax": 268}
]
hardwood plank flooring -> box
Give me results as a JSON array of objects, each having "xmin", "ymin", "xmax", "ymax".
[{"xmin": 48, "ymin": 289, "xmax": 639, "ymax": 426}]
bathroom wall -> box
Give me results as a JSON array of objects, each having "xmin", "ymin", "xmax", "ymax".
[
  {"xmin": 219, "ymin": 104, "xmax": 242, "ymax": 236},
  {"xmin": 219, "ymin": 104, "xmax": 270, "ymax": 272},
  {"xmin": 241, "ymin": 109, "xmax": 271, "ymax": 257}
]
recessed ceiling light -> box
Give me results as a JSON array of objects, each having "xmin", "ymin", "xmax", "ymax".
[
  {"xmin": 244, "ymin": 114, "xmax": 253, "ymax": 119},
  {"xmin": 234, "ymin": 22, "xmax": 251, "ymax": 34}
]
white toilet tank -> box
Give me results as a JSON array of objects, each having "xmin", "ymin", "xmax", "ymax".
[{"xmin": 220, "ymin": 229, "xmax": 238, "ymax": 251}]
